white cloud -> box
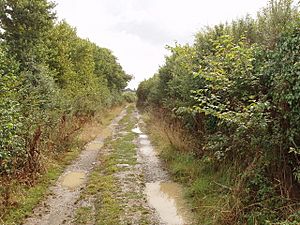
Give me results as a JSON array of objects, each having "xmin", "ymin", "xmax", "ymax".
[{"xmin": 53, "ymin": 0, "xmax": 269, "ymax": 89}]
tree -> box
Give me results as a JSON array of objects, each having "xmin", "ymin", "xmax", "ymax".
[
  {"xmin": 0, "ymin": 44, "xmax": 25, "ymax": 176},
  {"xmin": 0, "ymin": 0, "xmax": 56, "ymax": 68}
]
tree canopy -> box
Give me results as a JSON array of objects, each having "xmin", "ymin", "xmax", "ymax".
[{"xmin": 0, "ymin": 0, "xmax": 130, "ymax": 180}]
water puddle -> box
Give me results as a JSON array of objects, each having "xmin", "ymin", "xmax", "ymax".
[
  {"xmin": 140, "ymin": 145, "xmax": 158, "ymax": 158},
  {"xmin": 61, "ymin": 172, "xmax": 86, "ymax": 190},
  {"xmin": 138, "ymin": 130, "xmax": 158, "ymax": 157},
  {"xmin": 101, "ymin": 127, "xmax": 112, "ymax": 139},
  {"xmin": 135, "ymin": 120, "xmax": 193, "ymax": 224},
  {"xmin": 86, "ymin": 142, "xmax": 103, "ymax": 151},
  {"xmin": 132, "ymin": 126, "xmax": 142, "ymax": 134},
  {"xmin": 139, "ymin": 134, "xmax": 148, "ymax": 139},
  {"xmin": 145, "ymin": 181, "xmax": 192, "ymax": 225},
  {"xmin": 140, "ymin": 138, "xmax": 151, "ymax": 146},
  {"xmin": 116, "ymin": 163, "xmax": 130, "ymax": 168}
]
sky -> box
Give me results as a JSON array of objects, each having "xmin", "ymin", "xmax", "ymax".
[{"xmin": 52, "ymin": 0, "xmax": 270, "ymax": 89}]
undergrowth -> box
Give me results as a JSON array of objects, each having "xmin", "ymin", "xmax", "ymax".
[
  {"xmin": 143, "ymin": 112, "xmax": 300, "ymax": 225},
  {"xmin": 0, "ymin": 105, "xmax": 125, "ymax": 225}
]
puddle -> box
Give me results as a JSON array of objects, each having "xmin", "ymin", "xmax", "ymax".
[
  {"xmin": 134, "ymin": 115, "xmax": 193, "ymax": 224},
  {"xmin": 139, "ymin": 134, "xmax": 148, "ymax": 139},
  {"xmin": 140, "ymin": 145, "xmax": 158, "ymax": 158},
  {"xmin": 101, "ymin": 127, "xmax": 112, "ymax": 139},
  {"xmin": 138, "ymin": 133, "xmax": 158, "ymax": 157},
  {"xmin": 86, "ymin": 142, "xmax": 103, "ymax": 151},
  {"xmin": 145, "ymin": 182, "xmax": 192, "ymax": 225},
  {"xmin": 61, "ymin": 172, "xmax": 86, "ymax": 190},
  {"xmin": 116, "ymin": 163, "xmax": 130, "ymax": 168},
  {"xmin": 132, "ymin": 126, "xmax": 142, "ymax": 134},
  {"xmin": 140, "ymin": 138, "xmax": 151, "ymax": 146}
]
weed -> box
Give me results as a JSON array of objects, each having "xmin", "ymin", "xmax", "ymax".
[
  {"xmin": 75, "ymin": 105, "xmax": 151, "ymax": 225},
  {"xmin": 144, "ymin": 112, "xmax": 234, "ymax": 225},
  {"xmin": 0, "ymin": 105, "xmax": 125, "ymax": 225}
]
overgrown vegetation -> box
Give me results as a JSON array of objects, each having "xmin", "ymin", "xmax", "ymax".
[
  {"xmin": 1, "ymin": 105, "xmax": 125, "ymax": 225},
  {"xmin": 0, "ymin": 0, "xmax": 130, "ymax": 217},
  {"xmin": 137, "ymin": 0, "xmax": 300, "ymax": 223},
  {"xmin": 144, "ymin": 113, "xmax": 233, "ymax": 225}
]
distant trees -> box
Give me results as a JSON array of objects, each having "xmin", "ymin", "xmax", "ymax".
[{"xmin": 137, "ymin": 0, "xmax": 300, "ymax": 223}]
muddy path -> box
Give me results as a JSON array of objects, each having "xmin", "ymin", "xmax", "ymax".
[
  {"xmin": 74, "ymin": 106, "xmax": 194, "ymax": 225},
  {"xmin": 135, "ymin": 112, "xmax": 194, "ymax": 225},
  {"xmin": 24, "ymin": 106, "xmax": 194, "ymax": 225},
  {"xmin": 24, "ymin": 108, "xmax": 128, "ymax": 225}
]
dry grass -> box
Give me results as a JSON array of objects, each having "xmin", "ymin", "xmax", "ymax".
[
  {"xmin": 142, "ymin": 111, "xmax": 234, "ymax": 225},
  {"xmin": 0, "ymin": 104, "xmax": 127, "ymax": 225},
  {"xmin": 78, "ymin": 105, "xmax": 125, "ymax": 143},
  {"xmin": 142, "ymin": 112, "xmax": 200, "ymax": 154}
]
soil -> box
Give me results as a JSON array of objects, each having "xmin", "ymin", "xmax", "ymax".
[
  {"xmin": 23, "ymin": 109, "xmax": 127, "ymax": 225},
  {"xmin": 23, "ymin": 107, "xmax": 193, "ymax": 225}
]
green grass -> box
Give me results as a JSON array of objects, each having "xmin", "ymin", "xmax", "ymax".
[
  {"xmin": 75, "ymin": 140, "xmax": 124, "ymax": 225},
  {"xmin": 75, "ymin": 104, "xmax": 151, "ymax": 225},
  {"xmin": 144, "ymin": 113, "xmax": 234, "ymax": 225},
  {"xmin": 1, "ymin": 146, "xmax": 81, "ymax": 225},
  {"xmin": 0, "ymin": 105, "xmax": 126, "ymax": 225},
  {"xmin": 74, "ymin": 207, "xmax": 93, "ymax": 224}
]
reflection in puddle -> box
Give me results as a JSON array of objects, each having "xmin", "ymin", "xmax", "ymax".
[
  {"xmin": 140, "ymin": 146, "xmax": 158, "ymax": 158},
  {"xmin": 139, "ymin": 133, "xmax": 158, "ymax": 158},
  {"xmin": 136, "ymin": 119, "xmax": 193, "ymax": 224},
  {"xmin": 61, "ymin": 172, "xmax": 86, "ymax": 190},
  {"xmin": 132, "ymin": 126, "xmax": 142, "ymax": 134},
  {"xmin": 139, "ymin": 134, "xmax": 148, "ymax": 139},
  {"xmin": 145, "ymin": 182, "xmax": 192, "ymax": 225},
  {"xmin": 140, "ymin": 138, "xmax": 151, "ymax": 146}
]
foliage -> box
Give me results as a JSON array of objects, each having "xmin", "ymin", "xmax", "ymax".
[
  {"xmin": 122, "ymin": 92, "xmax": 137, "ymax": 103},
  {"xmin": 137, "ymin": 0, "xmax": 300, "ymax": 223},
  {"xmin": 0, "ymin": 0, "xmax": 56, "ymax": 68},
  {"xmin": 0, "ymin": 45, "xmax": 24, "ymax": 176},
  {"xmin": 0, "ymin": 0, "xmax": 131, "ymax": 207}
]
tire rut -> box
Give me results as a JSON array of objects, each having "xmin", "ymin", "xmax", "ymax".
[{"xmin": 23, "ymin": 108, "xmax": 128, "ymax": 225}]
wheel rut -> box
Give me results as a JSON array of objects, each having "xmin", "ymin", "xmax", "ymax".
[
  {"xmin": 23, "ymin": 108, "xmax": 127, "ymax": 225},
  {"xmin": 24, "ymin": 106, "xmax": 194, "ymax": 225}
]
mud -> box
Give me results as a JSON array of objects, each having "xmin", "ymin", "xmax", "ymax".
[
  {"xmin": 106, "ymin": 112, "xmax": 161, "ymax": 224},
  {"xmin": 23, "ymin": 108, "xmax": 193, "ymax": 225},
  {"xmin": 61, "ymin": 172, "xmax": 86, "ymax": 190},
  {"xmin": 135, "ymin": 113, "xmax": 194, "ymax": 225},
  {"xmin": 23, "ymin": 109, "xmax": 127, "ymax": 225},
  {"xmin": 145, "ymin": 182, "xmax": 193, "ymax": 225}
]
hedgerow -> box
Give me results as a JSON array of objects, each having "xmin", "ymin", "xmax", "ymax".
[
  {"xmin": 137, "ymin": 0, "xmax": 300, "ymax": 223},
  {"xmin": 0, "ymin": 0, "xmax": 130, "ymax": 206}
]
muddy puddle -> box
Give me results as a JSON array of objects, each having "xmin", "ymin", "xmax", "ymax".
[
  {"xmin": 135, "ymin": 121, "xmax": 194, "ymax": 225},
  {"xmin": 24, "ymin": 109, "xmax": 128, "ymax": 225},
  {"xmin": 145, "ymin": 182, "xmax": 193, "ymax": 225},
  {"xmin": 61, "ymin": 172, "xmax": 86, "ymax": 190},
  {"xmin": 132, "ymin": 126, "xmax": 142, "ymax": 134}
]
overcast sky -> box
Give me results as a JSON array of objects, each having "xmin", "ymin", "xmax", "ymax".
[{"xmin": 52, "ymin": 0, "xmax": 269, "ymax": 89}]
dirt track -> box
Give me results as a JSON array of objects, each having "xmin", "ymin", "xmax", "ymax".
[
  {"xmin": 24, "ymin": 109, "xmax": 127, "ymax": 225},
  {"xmin": 24, "ymin": 106, "xmax": 193, "ymax": 225}
]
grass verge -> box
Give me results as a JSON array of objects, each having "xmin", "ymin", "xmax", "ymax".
[
  {"xmin": 0, "ymin": 104, "xmax": 126, "ymax": 225},
  {"xmin": 143, "ymin": 112, "xmax": 235, "ymax": 225}
]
